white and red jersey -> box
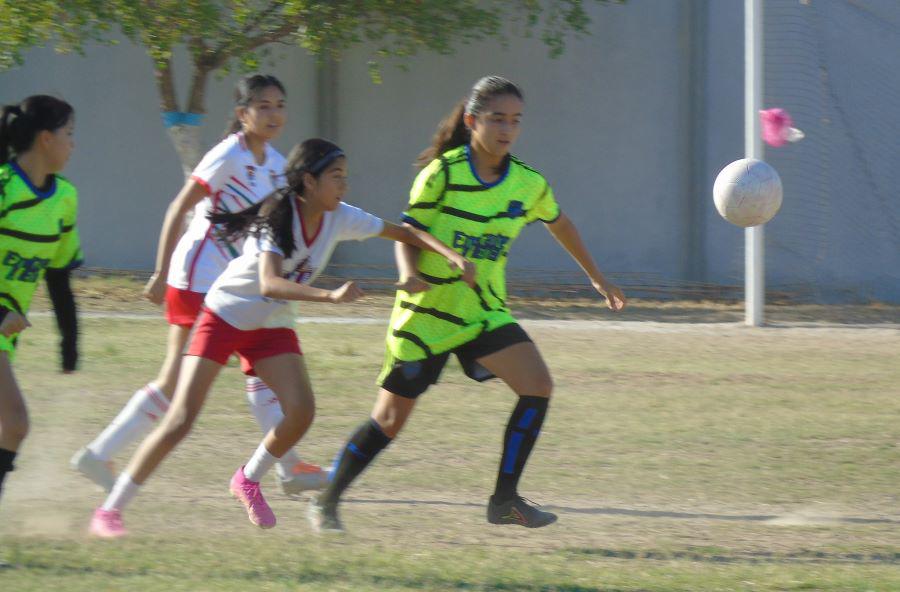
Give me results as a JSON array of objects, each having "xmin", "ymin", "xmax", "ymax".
[
  {"xmin": 205, "ymin": 199, "xmax": 384, "ymax": 330},
  {"xmin": 167, "ymin": 133, "xmax": 287, "ymax": 293}
]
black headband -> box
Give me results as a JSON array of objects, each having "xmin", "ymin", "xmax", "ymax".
[{"xmin": 309, "ymin": 149, "xmax": 345, "ymax": 174}]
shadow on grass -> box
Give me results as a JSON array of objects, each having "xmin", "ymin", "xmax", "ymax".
[{"xmin": 347, "ymin": 497, "xmax": 900, "ymax": 526}]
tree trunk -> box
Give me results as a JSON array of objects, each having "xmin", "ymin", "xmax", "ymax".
[
  {"xmin": 153, "ymin": 59, "xmax": 208, "ymax": 178},
  {"xmin": 165, "ymin": 124, "xmax": 204, "ymax": 179}
]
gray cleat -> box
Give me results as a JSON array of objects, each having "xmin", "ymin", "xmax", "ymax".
[{"xmin": 308, "ymin": 497, "xmax": 345, "ymax": 534}]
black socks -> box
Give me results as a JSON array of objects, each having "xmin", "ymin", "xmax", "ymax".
[
  {"xmin": 494, "ymin": 396, "xmax": 549, "ymax": 502},
  {"xmin": 320, "ymin": 419, "xmax": 392, "ymax": 506}
]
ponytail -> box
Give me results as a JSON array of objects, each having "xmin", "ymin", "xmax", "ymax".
[
  {"xmin": 417, "ymin": 100, "xmax": 469, "ymax": 168},
  {"xmin": 417, "ymin": 76, "xmax": 523, "ymax": 169},
  {"xmin": 0, "ymin": 95, "xmax": 74, "ymax": 165}
]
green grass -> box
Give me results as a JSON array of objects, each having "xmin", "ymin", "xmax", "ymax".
[{"xmin": 1, "ymin": 309, "xmax": 898, "ymax": 591}]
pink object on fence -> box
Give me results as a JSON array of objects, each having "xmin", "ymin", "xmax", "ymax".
[{"xmin": 760, "ymin": 108, "xmax": 793, "ymax": 147}]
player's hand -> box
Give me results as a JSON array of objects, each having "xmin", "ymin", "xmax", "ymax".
[
  {"xmin": 328, "ymin": 281, "xmax": 364, "ymax": 304},
  {"xmin": 0, "ymin": 311, "xmax": 31, "ymax": 337},
  {"xmin": 395, "ymin": 275, "xmax": 431, "ymax": 294},
  {"xmin": 448, "ymin": 255, "xmax": 477, "ymax": 288},
  {"xmin": 143, "ymin": 272, "xmax": 167, "ymax": 305},
  {"xmin": 593, "ymin": 280, "xmax": 626, "ymax": 312}
]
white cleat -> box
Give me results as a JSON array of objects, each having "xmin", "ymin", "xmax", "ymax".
[
  {"xmin": 279, "ymin": 461, "xmax": 331, "ymax": 496},
  {"xmin": 71, "ymin": 447, "xmax": 115, "ymax": 492}
]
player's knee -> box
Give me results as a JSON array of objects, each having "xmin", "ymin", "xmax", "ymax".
[
  {"xmin": 281, "ymin": 396, "xmax": 315, "ymax": 431},
  {"xmin": 1, "ymin": 410, "xmax": 29, "ymax": 444},
  {"xmin": 530, "ymin": 374, "xmax": 554, "ymax": 398},
  {"xmin": 161, "ymin": 408, "xmax": 196, "ymax": 443}
]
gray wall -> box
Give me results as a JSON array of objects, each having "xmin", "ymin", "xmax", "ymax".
[{"xmin": 1, "ymin": 0, "xmax": 897, "ymax": 302}]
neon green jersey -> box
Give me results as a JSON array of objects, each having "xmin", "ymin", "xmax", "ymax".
[
  {"xmin": 383, "ymin": 145, "xmax": 559, "ymax": 366},
  {"xmin": 0, "ymin": 161, "xmax": 82, "ymax": 324}
]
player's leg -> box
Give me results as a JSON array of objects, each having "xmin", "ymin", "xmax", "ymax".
[
  {"xmin": 311, "ymin": 353, "xmax": 444, "ymax": 533},
  {"xmin": 244, "ymin": 375, "xmax": 327, "ymax": 494},
  {"xmin": 0, "ymin": 351, "xmax": 27, "ymax": 501},
  {"xmin": 90, "ymin": 354, "xmax": 222, "ymax": 538},
  {"xmin": 73, "ymin": 321, "xmax": 191, "ymax": 491},
  {"xmin": 474, "ymin": 337, "xmax": 557, "ymax": 528},
  {"xmin": 233, "ymin": 352, "xmax": 315, "ymax": 529}
]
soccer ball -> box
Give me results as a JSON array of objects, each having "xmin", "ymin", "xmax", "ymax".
[{"xmin": 713, "ymin": 158, "xmax": 783, "ymax": 227}]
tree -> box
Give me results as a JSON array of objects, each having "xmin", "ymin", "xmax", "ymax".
[{"xmin": 0, "ymin": 1, "xmax": 619, "ymax": 174}]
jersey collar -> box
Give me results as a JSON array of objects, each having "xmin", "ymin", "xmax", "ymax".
[
  {"xmin": 465, "ymin": 144, "xmax": 510, "ymax": 189},
  {"xmin": 10, "ymin": 160, "xmax": 57, "ymax": 199}
]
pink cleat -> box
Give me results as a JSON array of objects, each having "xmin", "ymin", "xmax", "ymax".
[
  {"xmin": 230, "ymin": 466, "xmax": 276, "ymax": 529},
  {"xmin": 89, "ymin": 508, "xmax": 127, "ymax": 538}
]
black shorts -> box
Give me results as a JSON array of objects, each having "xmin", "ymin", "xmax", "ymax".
[{"xmin": 379, "ymin": 323, "xmax": 532, "ymax": 399}]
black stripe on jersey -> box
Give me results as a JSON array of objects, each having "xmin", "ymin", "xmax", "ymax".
[
  {"xmin": 400, "ymin": 214, "xmax": 429, "ymax": 231},
  {"xmin": 399, "ymin": 300, "xmax": 467, "ymax": 326},
  {"xmin": 0, "ymin": 292, "xmax": 24, "ymax": 314},
  {"xmin": 392, "ymin": 329, "xmax": 434, "ymax": 357},
  {"xmin": 471, "ymin": 284, "xmax": 493, "ymax": 312},
  {"xmin": 0, "ymin": 227, "xmax": 60, "ymax": 243},
  {"xmin": 61, "ymin": 223, "xmax": 75, "ymax": 233},
  {"xmin": 440, "ymin": 206, "xmax": 492, "ymax": 223},
  {"xmin": 0, "ymin": 196, "xmax": 46, "ymax": 219},
  {"xmin": 418, "ymin": 271, "xmax": 460, "ymax": 285},
  {"xmin": 487, "ymin": 282, "xmax": 507, "ymax": 309},
  {"xmin": 446, "ymin": 183, "xmax": 490, "ymax": 192},
  {"xmin": 509, "ymin": 156, "xmax": 542, "ymax": 176},
  {"xmin": 438, "ymin": 205, "xmax": 528, "ymax": 224}
]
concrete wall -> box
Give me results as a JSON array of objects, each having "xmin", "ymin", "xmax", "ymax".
[{"xmin": 1, "ymin": 0, "xmax": 897, "ymax": 301}]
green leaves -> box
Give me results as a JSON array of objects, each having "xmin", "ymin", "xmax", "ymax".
[{"xmin": 1, "ymin": 1, "xmax": 615, "ymax": 73}]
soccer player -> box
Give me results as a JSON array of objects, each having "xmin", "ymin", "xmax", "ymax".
[
  {"xmin": 71, "ymin": 74, "xmax": 327, "ymax": 495},
  {"xmin": 88, "ymin": 138, "xmax": 473, "ymax": 537},
  {"xmin": 0, "ymin": 95, "xmax": 82, "ymax": 501},
  {"xmin": 310, "ymin": 76, "xmax": 627, "ymax": 532}
]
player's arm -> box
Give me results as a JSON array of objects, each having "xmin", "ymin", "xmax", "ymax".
[
  {"xmin": 378, "ymin": 222, "xmax": 475, "ymax": 288},
  {"xmin": 0, "ymin": 308, "xmax": 30, "ymax": 337},
  {"xmin": 545, "ymin": 212, "xmax": 626, "ymax": 311},
  {"xmin": 143, "ymin": 180, "xmax": 209, "ymax": 304},
  {"xmin": 258, "ymin": 251, "xmax": 363, "ymax": 304},
  {"xmin": 45, "ymin": 267, "xmax": 78, "ymax": 372}
]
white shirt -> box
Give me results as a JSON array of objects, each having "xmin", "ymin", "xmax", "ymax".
[
  {"xmin": 167, "ymin": 133, "xmax": 287, "ymax": 292},
  {"xmin": 205, "ymin": 199, "xmax": 384, "ymax": 330}
]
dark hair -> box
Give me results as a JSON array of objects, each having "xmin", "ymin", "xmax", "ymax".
[
  {"xmin": 0, "ymin": 95, "xmax": 74, "ymax": 165},
  {"xmin": 209, "ymin": 138, "xmax": 344, "ymax": 259},
  {"xmin": 418, "ymin": 75, "xmax": 523, "ymax": 168},
  {"xmin": 225, "ymin": 74, "xmax": 287, "ymax": 136}
]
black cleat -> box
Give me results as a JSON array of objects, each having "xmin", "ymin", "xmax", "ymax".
[
  {"xmin": 308, "ymin": 497, "xmax": 345, "ymax": 534},
  {"xmin": 487, "ymin": 495, "xmax": 557, "ymax": 528}
]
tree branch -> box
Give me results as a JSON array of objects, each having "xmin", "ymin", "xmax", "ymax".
[{"xmin": 153, "ymin": 57, "xmax": 178, "ymax": 112}]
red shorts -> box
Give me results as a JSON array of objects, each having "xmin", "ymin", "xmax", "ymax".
[
  {"xmin": 187, "ymin": 307, "xmax": 302, "ymax": 375},
  {"xmin": 165, "ymin": 286, "xmax": 205, "ymax": 327}
]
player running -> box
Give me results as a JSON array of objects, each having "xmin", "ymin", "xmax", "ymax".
[{"xmin": 310, "ymin": 76, "xmax": 626, "ymax": 533}]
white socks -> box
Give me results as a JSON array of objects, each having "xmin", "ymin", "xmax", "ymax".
[
  {"xmin": 102, "ymin": 472, "xmax": 140, "ymax": 511},
  {"xmin": 88, "ymin": 383, "xmax": 169, "ymax": 460},
  {"xmin": 243, "ymin": 441, "xmax": 279, "ymax": 483},
  {"xmin": 245, "ymin": 378, "xmax": 302, "ymax": 479}
]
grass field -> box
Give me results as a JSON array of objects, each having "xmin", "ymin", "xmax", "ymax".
[{"xmin": 1, "ymin": 278, "xmax": 898, "ymax": 591}]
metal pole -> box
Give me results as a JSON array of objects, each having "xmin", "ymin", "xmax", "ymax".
[{"xmin": 745, "ymin": 0, "xmax": 764, "ymax": 326}]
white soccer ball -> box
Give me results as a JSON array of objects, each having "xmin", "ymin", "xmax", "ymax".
[{"xmin": 713, "ymin": 158, "xmax": 783, "ymax": 227}]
